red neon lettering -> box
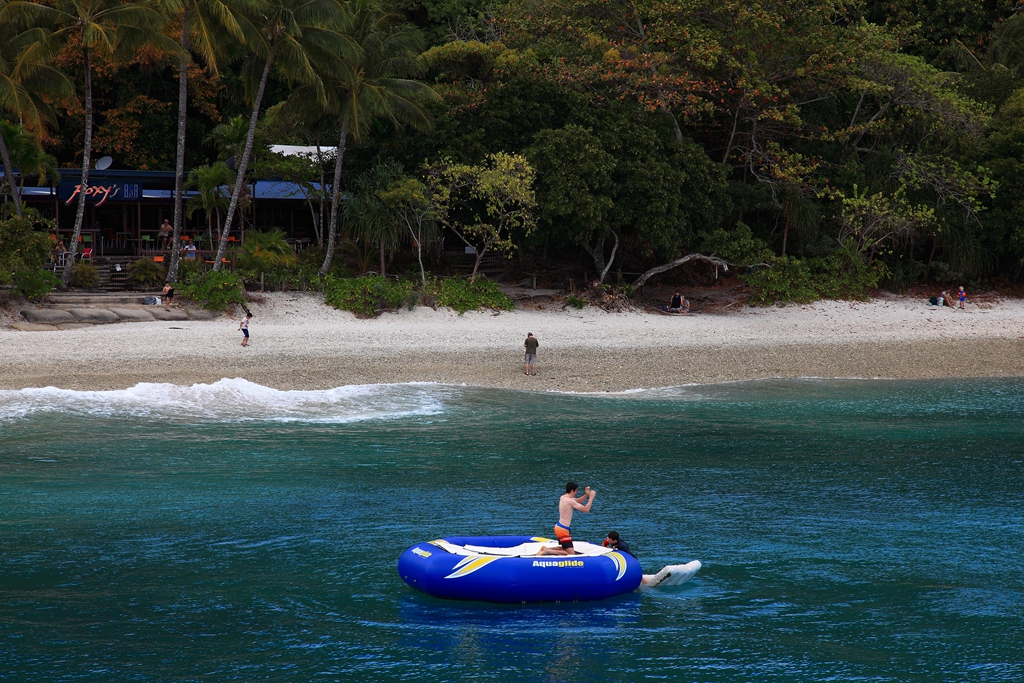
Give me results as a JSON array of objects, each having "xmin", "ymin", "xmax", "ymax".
[{"xmin": 65, "ymin": 184, "xmax": 121, "ymax": 207}]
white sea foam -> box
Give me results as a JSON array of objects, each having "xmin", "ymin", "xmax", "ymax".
[{"xmin": 0, "ymin": 378, "xmax": 447, "ymax": 424}]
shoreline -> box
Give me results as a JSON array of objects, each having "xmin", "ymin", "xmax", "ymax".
[
  {"xmin": 2, "ymin": 293, "xmax": 1023, "ymax": 392},
  {"xmin": 2, "ymin": 339, "xmax": 1022, "ymax": 393}
]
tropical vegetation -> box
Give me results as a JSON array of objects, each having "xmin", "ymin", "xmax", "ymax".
[{"xmin": 3, "ymin": 0, "xmax": 1024, "ymax": 305}]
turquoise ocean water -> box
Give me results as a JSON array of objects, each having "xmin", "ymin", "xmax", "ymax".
[{"xmin": 1, "ymin": 378, "xmax": 1022, "ymax": 682}]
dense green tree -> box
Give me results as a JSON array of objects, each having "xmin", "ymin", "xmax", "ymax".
[
  {"xmin": 0, "ymin": 121, "xmax": 60, "ymax": 202},
  {"xmin": 343, "ymin": 158, "xmax": 405, "ymax": 275},
  {"xmin": 211, "ymin": 0, "xmax": 352, "ymax": 271},
  {"xmin": 0, "ymin": 208, "xmax": 54, "ymax": 294},
  {"xmin": 526, "ymin": 124, "xmax": 615, "ymax": 277},
  {"xmin": 168, "ymin": 0, "xmax": 260, "ymax": 283},
  {"xmin": 426, "ymin": 151, "xmax": 535, "ymax": 282},
  {"xmin": 978, "ymin": 87, "xmax": 1024, "ymax": 277},
  {"xmin": 312, "ymin": 0, "xmax": 436, "ymax": 275},
  {"xmin": 0, "ymin": 17, "xmax": 71, "ymax": 217},
  {"xmin": 863, "ymin": 0, "xmax": 1016, "ymax": 67},
  {"xmin": 378, "ymin": 176, "xmax": 436, "ymax": 285},
  {"xmin": 3, "ymin": 0, "xmax": 180, "ymax": 285}
]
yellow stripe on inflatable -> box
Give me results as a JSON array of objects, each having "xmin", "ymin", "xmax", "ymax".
[
  {"xmin": 607, "ymin": 552, "xmax": 627, "ymax": 581},
  {"xmin": 444, "ymin": 556, "xmax": 501, "ymax": 579}
]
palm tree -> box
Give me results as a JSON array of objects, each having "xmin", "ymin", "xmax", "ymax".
[
  {"xmin": 316, "ymin": 0, "xmax": 436, "ymax": 275},
  {"xmin": 0, "ymin": 120, "xmax": 60, "ymax": 199},
  {"xmin": 2, "ymin": 0, "xmax": 181, "ymax": 285},
  {"xmin": 344, "ymin": 159, "xmax": 404, "ymax": 276},
  {"xmin": 235, "ymin": 227, "xmax": 297, "ymax": 274},
  {"xmin": 210, "ymin": 0, "xmax": 353, "ymax": 272},
  {"xmin": 185, "ymin": 161, "xmax": 234, "ymax": 247},
  {"xmin": 167, "ymin": 0, "xmax": 259, "ymax": 284},
  {"xmin": 0, "ymin": 19, "xmax": 72, "ymax": 218},
  {"xmin": 955, "ymin": 15, "xmax": 1024, "ymax": 75},
  {"xmin": 205, "ymin": 114, "xmax": 252, "ymax": 160}
]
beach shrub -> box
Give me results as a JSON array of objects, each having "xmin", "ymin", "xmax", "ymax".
[
  {"xmin": 320, "ymin": 275, "xmax": 514, "ymax": 316},
  {"xmin": 177, "ymin": 270, "xmax": 247, "ymax": 310},
  {"xmin": 0, "ymin": 214, "xmax": 51, "ymax": 286},
  {"xmin": 323, "ymin": 275, "xmax": 413, "ymax": 317},
  {"xmin": 566, "ymin": 294, "xmax": 586, "ymax": 309},
  {"xmin": 127, "ymin": 258, "xmax": 167, "ymax": 288},
  {"xmin": 744, "ymin": 248, "xmax": 887, "ymax": 305},
  {"xmin": 14, "ymin": 268, "xmax": 60, "ymax": 300},
  {"xmin": 69, "ymin": 263, "xmax": 100, "ymax": 289},
  {"xmin": 425, "ymin": 277, "xmax": 515, "ymax": 314},
  {"xmin": 176, "ymin": 257, "xmax": 207, "ymax": 281}
]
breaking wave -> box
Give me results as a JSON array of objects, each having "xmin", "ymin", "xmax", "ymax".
[{"xmin": 0, "ymin": 378, "xmax": 448, "ymax": 424}]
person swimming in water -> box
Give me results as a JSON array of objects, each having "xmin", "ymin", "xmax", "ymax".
[{"xmin": 537, "ymin": 481, "xmax": 596, "ymax": 556}]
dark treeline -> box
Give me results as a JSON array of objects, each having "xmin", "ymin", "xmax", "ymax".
[{"xmin": 4, "ymin": 0, "xmax": 1024, "ymax": 300}]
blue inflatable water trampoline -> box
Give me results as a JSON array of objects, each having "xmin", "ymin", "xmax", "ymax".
[{"xmin": 398, "ymin": 535, "xmax": 643, "ymax": 603}]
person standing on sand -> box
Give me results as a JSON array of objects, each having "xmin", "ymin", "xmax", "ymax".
[
  {"xmin": 537, "ymin": 481, "xmax": 596, "ymax": 556},
  {"xmin": 524, "ymin": 332, "xmax": 539, "ymax": 375},
  {"xmin": 238, "ymin": 313, "xmax": 251, "ymax": 347},
  {"xmin": 958, "ymin": 286, "xmax": 967, "ymax": 309}
]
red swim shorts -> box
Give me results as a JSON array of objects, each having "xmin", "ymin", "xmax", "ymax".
[{"xmin": 554, "ymin": 524, "xmax": 573, "ymax": 549}]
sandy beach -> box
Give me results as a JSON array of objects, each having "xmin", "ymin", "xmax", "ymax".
[{"xmin": 1, "ymin": 292, "xmax": 1023, "ymax": 392}]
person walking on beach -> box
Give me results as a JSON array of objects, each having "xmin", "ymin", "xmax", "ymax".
[
  {"xmin": 958, "ymin": 286, "xmax": 967, "ymax": 309},
  {"xmin": 537, "ymin": 481, "xmax": 596, "ymax": 556},
  {"xmin": 161, "ymin": 282, "xmax": 175, "ymax": 308},
  {"xmin": 238, "ymin": 312, "xmax": 251, "ymax": 347},
  {"xmin": 524, "ymin": 332, "xmax": 539, "ymax": 376}
]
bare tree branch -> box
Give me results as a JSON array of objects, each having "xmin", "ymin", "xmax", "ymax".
[{"xmin": 632, "ymin": 253, "xmax": 730, "ymax": 288}]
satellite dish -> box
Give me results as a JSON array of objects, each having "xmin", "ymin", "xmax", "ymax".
[{"xmin": 95, "ymin": 156, "xmax": 113, "ymax": 170}]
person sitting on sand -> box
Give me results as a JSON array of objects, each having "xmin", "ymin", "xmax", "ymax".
[
  {"xmin": 665, "ymin": 291, "xmax": 690, "ymax": 313},
  {"xmin": 537, "ymin": 482, "xmax": 596, "ymax": 556},
  {"xmin": 940, "ymin": 291, "xmax": 955, "ymax": 308}
]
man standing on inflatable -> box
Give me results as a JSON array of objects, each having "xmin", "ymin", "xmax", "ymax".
[{"xmin": 537, "ymin": 481, "xmax": 596, "ymax": 556}]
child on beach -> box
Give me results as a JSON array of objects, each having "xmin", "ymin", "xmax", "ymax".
[
  {"xmin": 238, "ymin": 313, "xmax": 251, "ymax": 347},
  {"xmin": 958, "ymin": 286, "xmax": 966, "ymax": 309}
]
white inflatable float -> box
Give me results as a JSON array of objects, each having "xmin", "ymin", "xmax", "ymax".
[{"xmin": 642, "ymin": 560, "xmax": 703, "ymax": 587}]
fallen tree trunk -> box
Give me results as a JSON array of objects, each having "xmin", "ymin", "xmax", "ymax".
[{"xmin": 632, "ymin": 253, "xmax": 730, "ymax": 288}]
